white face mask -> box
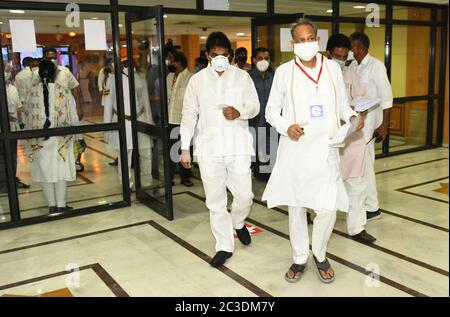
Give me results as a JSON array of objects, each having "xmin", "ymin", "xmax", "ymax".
[
  {"xmin": 210, "ymin": 55, "xmax": 229, "ymax": 73},
  {"xmin": 332, "ymin": 58, "xmax": 346, "ymax": 70},
  {"xmin": 347, "ymin": 50, "xmax": 355, "ymax": 61},
  {"xmin": 256, "ymin": 60, "xmax": 270, "ymax": 72},
  {"xmin": 294, "ymin": 41, "xmax": 319, "ymax": 62}
]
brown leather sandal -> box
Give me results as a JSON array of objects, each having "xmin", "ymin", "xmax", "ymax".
[
  {"xmin": 284, "ymin": 263, "xmax": 308, "ymax": 283},
  {"xmin": 313, "ymin": 255, "xmax": 335, "ymax": 283}
]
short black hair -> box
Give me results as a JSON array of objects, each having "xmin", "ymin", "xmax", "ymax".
[
  {"xmin": 253, "ymin": 47, "xmax": 270, "ymax": 57},
  {"xmin": 349, "ymin": 32, "xmax": 370, "ymax": 49},
  {"xmin": 22, "ymin": 57, "xmax": 34, "ymax": 67},
  {"xmin": 195, "ymin": 56, "xmax": 208, "ymax": 67},
  {"xmin": 235, "ymin": 47, "xmax": 248, "ymax": 57},
  {"xmin": 44, "ymin": 46, "xmax": 57, "ymax": 56},
  {"xmin": 172, "ymin": 51, "xmax": 188, "ymax": 68},
  {"xmin": 326, "ymin": 34, "xmax": 351, "ymax": 52},
  {"xmin": 205, "ymin": 32, "xmax": 231, "ymax": 53}
]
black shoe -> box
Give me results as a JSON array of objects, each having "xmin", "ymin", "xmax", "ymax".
[
  {"xmin": 236, "ymin": 225, "xmax": 251, "ymax": 246},
  {"xmin": 57, "ymin": 206, "xmax": 74, "ymax": 213},
  {"xmin": 49, "ymin": 206, "xmax": 58, "ymax": 214},
  {"xmin": 181, "ymin": 179, "xmax": 194, "ymax": 187},
  {"xmin": 210, "ymin": 251, "xmax": 232, "ymax": 268},
  {"xmin": 109, "ymin": 158, "xmax": 118, "ymax": 166},
  {"xmin": 16, "ymin": 179, "xmax": 30, "ymax": 189},
  {"xmin": 351, "ymin": 230, "xmax": 376, "ymax": 243},
  {"xmin": 366, "ymin": 209, "xmax": 382, "ymax": 222}
]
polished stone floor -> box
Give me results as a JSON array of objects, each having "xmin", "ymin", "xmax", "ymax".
[{"xmin": 0, "ymin": 132, "xmax": 448, "ymax": 296}]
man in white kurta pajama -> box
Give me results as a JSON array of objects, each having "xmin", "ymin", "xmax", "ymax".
[
  {"xmin": 262, "ymin": 20, "xmax": 364, "ymax": 284},
  {"xmin": 180, "ymin": 32, "xmax": 260, "ymax": 268}
]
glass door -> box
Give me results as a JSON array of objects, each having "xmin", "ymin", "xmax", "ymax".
[{"xmin": 125, "ymin": 6, "xmax": 173, "ymax": 220}]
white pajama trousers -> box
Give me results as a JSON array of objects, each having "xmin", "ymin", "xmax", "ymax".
[
  {"xmin": 42, "ymin": 181, "xmax": 68, "ymax": 208},
  {"xmin": 199, "ymin": 156, "xmax": 254, "ymax": 253},
  {"xmin": 364, "ymin": 131, "xmax": 380, "ymax": 212},
  {"xmin": 344, "ymin": 177, "xmax": 367, "ymax": 236},
  {"xmin": 288, "ymin": 207, "xmax": 336, "ymax": 264}
]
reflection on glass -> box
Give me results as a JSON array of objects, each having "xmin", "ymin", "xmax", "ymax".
[
  {"xmin": 118, "ymin": 0, "xmax": 195, "ymax": 8},
  {"xmin": 339, "ymin": 2, "xmax": 386, "ymax": 19},
  {"xmin": 17, "ymin": 132, "xmax": 124, "ymax": 219},
  {"xmin": 138, "ymin": 132, "xmax": 166, "ymax": 204},
  {"xmin": 389, "ymin": 100, "xmax": 428, "ymax": 153},
  {"xmin": 0, "ymin": 10, "xmax": 114, "ymax": 132},
  {"xmin": 391, "ymin": 25, "xmax": 430, "ymax": 98},
  {"xmin": 393, "ymin": 6, "xmax": 431, "ymax": 21},
  {"xmin": 0, "ymin": 143, "xmax": 11, "ymax": 223},
  {"xmin": 276, "ymin": 0, "xmax": 332, "ymax": 16},
  {"xmin": 227, "ymin": 0, "xmax": 266, "ymax": 12}
]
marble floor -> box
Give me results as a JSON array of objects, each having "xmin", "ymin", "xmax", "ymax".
[{"xmin": 0, "ymin": 139, "xmax": 448, "ymax": 296}]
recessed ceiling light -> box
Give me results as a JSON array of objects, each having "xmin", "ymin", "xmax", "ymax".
[
  {"xmin": 353, "ymin": 5, "xmax": 366, "ymax": 9},
  {"xmin": 163, "ymin": 15, "xmax": 168, "ymax": 18},
  {"xmin": 200, "ymin": 36, "xmax": 207, "ymax": 40},
  {"xmin": 10, "ymin": 10, "xmax": 25, "ymax": 14},
  {"xmin": 0, "ymin": 22, "xmax": 3, "ymax": 25},
  {"xmin": 69, "ymin": 32, "xmax": 76, "ymax": 37},
  {"xmin": 118, "ymin": 24, "xmax": 123, "ymax": 27},
  {"xmin": 92, "ymin": 17, "xmax": 98, "ymax": 20},
  {"xmin": 326, "ymin": 9, "xmax": 333, "ymax": 13},
  {"xmin": 121, "ymin": 44, "xmax": 127, "ymax": 48},
  {"xmin": 236, "ymin": 32, "xmax": 245, "ymax": 36}
]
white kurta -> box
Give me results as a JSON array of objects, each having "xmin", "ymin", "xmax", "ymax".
[
  {"xmin": 262, "ymin": 55, "xmax": 356, "ymax": 213},
  {"xmin": 180, "ymin": 65, "xmax": 260, "ymax": 160},
  {"xmin": 6, "ymin": 83, "xmax": 22, "ymax": 132}
]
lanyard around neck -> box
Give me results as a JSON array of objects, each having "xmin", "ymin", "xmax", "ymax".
[{"xmin": 294, "ymin": 54, "xmax": 324, "ymax": 90}]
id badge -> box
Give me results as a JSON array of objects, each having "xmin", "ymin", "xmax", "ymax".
[{"xmin": 310, "ymin": 104, "xmax": 324, "ymax": 120}]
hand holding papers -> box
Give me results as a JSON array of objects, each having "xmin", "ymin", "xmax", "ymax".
[
  {"xmin": 330, "ymin": 116, "xmax": 362, "ymax": 148},
  {"xmin": 353, "ymin": 98, "xmax": 381, "ymax": 113}
]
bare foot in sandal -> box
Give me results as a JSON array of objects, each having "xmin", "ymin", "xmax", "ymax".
[
  {"xmin": 285, "ymin": 263, "xmax": 308, "ymax": 283},
  {"xmin": 313, "ymin": 255, "xmax": 335, "ymax": 283}
]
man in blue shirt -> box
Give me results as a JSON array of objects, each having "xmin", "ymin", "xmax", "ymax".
[{"xmin": 248, "ymin": 47, "xmax": 275, "ymax": 180}]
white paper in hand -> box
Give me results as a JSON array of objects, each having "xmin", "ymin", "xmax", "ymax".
[
  {"xmin": 329, "ymin": 116, "xmax": 361, "ymax": 148},
  {"xmin": 354, "ymin": 98, "xmax": 381, "ymax": 112}
]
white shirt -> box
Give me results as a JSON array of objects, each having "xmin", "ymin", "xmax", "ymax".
[
  {"xmin": 180, "ymin": 65, "xmax": 260, "ymax": 159},
  {"xmin": 167, "ymin": 68, "xmax": 193, "ymax": 125},
  {"xmin": 14, "ymin": 66, "xmax": 35, "ymax": 105},
  {"xmin": 348, "ymin": 54, "xmax": 393, "ymax": 131}
]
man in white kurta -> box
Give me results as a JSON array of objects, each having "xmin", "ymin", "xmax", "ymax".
[
  {"xmin": 104, "ymin": 56, "xmax": 153, "ymax": 189},
  {"xmin": 262, "ymin": 20, "xmax": 363, "ymax": 284},
  {"xmin": 326, "ymin": 33, "xmax": 376, "ymax": 243},
  {"xmin": 349, "ymin": 32, "xmax": 393, "ymax": 222},
  {"xmin": 180, "ymin": 32, "xmax": 260, "ymax": 268}
]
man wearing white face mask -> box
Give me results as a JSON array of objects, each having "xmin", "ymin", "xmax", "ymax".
[
  {"xmin": 248, "ymin": 47, "xmax": 276, "ymax": 179},
  {"xmin": 180, "ymin": 32, "xmax": 260, "ymax": 268},
  {"xmin": 262, "ymin": 19, "xmax": 364, "ymax": 284}
]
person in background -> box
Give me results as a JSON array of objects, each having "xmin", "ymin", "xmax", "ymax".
[
  {"xmin": 326, "ymin": 33, "xmax": 376, "ymax": 243},
  {"xmin": 248, "ymin": 47, "xmax": 276, "ymax": 180},
  {"xmin": 234, "ymin": 47, "xmax": 252, "ymax": 71},
  {"xmin": 180, "ymin": 32, "xmax": 260, "ymax": 268},
  {"xmin": 349, "ymin": 32, "xmax": 393, "ymax": 222},
  {"xmin": 166, "ymin": 51, "xmax": 194, "ymax": 187},
  {"xmin": 3, "ymin": 63, "xmax": 30, "ymax": 190},
  {"xmin": 195, "ymin": 56, "xmax": 208, "ymax": 73}
]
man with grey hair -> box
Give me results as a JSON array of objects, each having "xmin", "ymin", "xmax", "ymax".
[{"xmin": 262, "ymin": 19, "xmax": 365, "ymax": 284}]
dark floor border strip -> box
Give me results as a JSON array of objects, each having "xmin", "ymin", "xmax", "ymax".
[
  {"xmin": 376, "ymin": 158, "xmax": 449, "ymax": 175},
  {"xmin": 178, "ymin": 191, "xmax": 429, "ymax": 297},
  {"xmin": 148, "ymin": 220, "xmax": 272, "ymax": 298},
  {"xmin": 379, "ymin": 209, "xmax": 448, "ymax": 233},
  {"xmin": 0, "ymin": 220, "xmax": 151, "ymax": 255},
  {"xmin": 0, "ymin": 263, "xmax": 129, "ymax": 297},
  {"xmin": 396, "ymin": 176, "xmax": 449, "ymax": 204},
  {"xmin": 250, "ymin": 198, "xmax": 449, "ymax": 277},
  {"xmin": 91, "ymin": 263, "xmax": 130, "ymax": 297},
  {"xmin": 86, "ymin": 145, "xmax": 116, "ymax": 160}
]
